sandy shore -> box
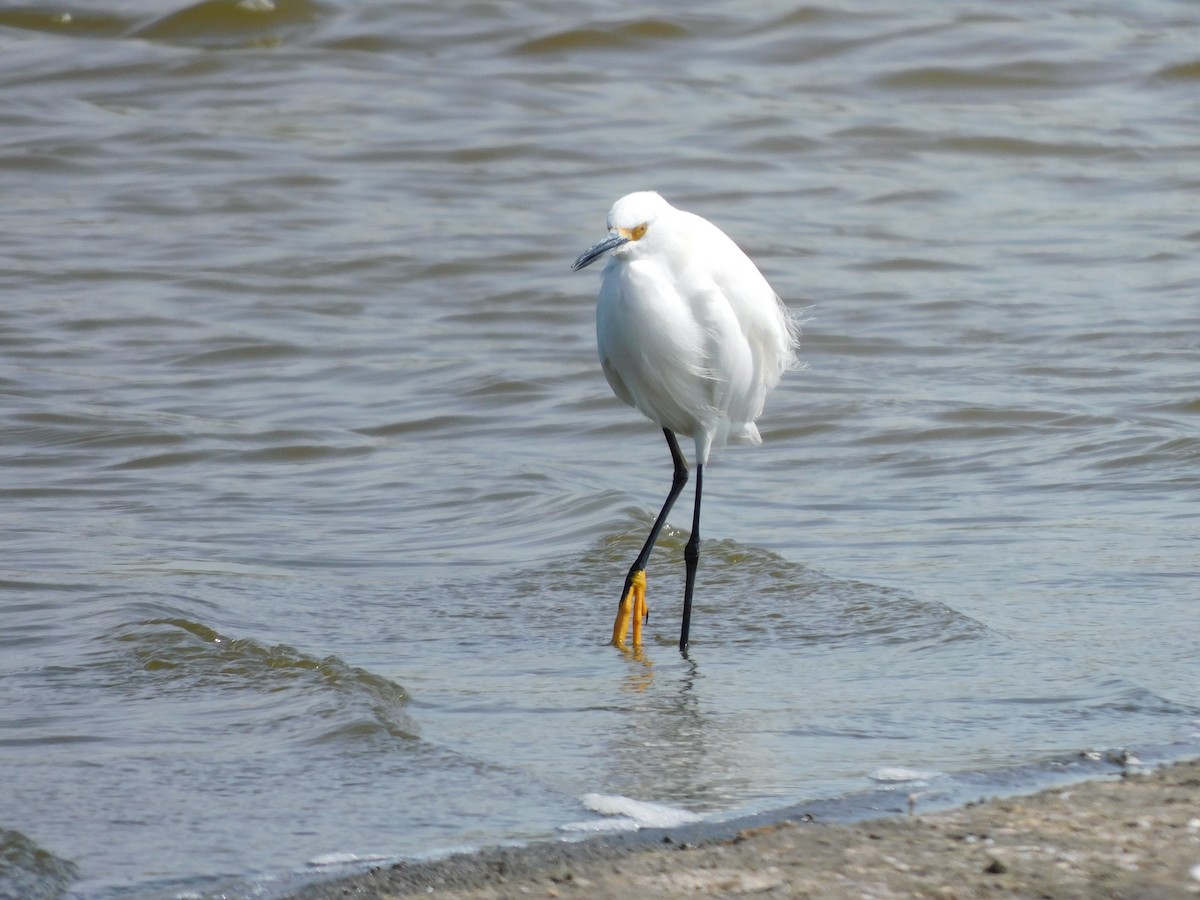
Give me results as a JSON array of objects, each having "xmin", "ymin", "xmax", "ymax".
[{"xmin": 289, "ymin": 756, "xmax": 1200, "ymax": 899}]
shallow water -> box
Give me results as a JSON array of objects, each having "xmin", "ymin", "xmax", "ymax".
[{"xmin": 2, "ymin": 0, "xmax": 1198, "ymax": 897}]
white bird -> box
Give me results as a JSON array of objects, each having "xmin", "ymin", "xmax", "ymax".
[{"xmin": 572, "ymin": 191, "xmax": 799, "ymax": 652}]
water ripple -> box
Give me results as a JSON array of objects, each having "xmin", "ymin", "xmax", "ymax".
[{"xmin": 3, "ymin": 0, "xmax": 1199, "ymax": 895}]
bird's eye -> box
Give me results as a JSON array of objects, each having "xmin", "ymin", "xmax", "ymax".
[{"xmin": 630, "ymin": 224, "xmax": 647, "ymax": 241}]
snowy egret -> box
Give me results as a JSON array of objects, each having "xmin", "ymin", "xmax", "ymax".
[{"xmin": 572, "ymin": 191, "xmax": 799, "ymax": 652}]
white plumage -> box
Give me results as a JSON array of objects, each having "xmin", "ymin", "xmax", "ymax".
[
  {"xmin": 573, "ymin": 191, "xmax": 799, "ymax": 652},
  {"xmin": 592, "ymin": 191, "xmax": 797, "ymax": 465}
]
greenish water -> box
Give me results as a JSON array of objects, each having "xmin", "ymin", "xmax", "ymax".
[{"xmin": 2, "ymin": 1, "xmax": 1198, "ymax": 897}]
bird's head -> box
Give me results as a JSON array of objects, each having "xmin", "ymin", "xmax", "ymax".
[{"xmin": 571, "ymin": 191, "xmax": 669, "ymax": 271}]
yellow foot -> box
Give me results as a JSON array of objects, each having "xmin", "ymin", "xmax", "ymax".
[{"xmin": 612, "ymin": 570, "xmax": 648, "ymax": 647}]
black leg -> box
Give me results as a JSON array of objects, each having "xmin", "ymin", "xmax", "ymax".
[
  {"xmin": 679, "ymin": 463, "xmax": 702, "ymax": 652},
  {"xmin": 621, "ymin": 429, "xmax": 688, "ymax": 597},
  {"xmin": 612, "ymin": 430, "xmax": 690, "ymax": 645}
]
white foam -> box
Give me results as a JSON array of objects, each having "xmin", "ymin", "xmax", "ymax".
[
  {"xmin": 307, "ymin": 851, "xmax": 391, "ymax": 868},
  {"xmin": 869, "ymin": 767, "xmax": 942, "ymax": 784},
  {"xmin": 575, "ymin": 792, "xmax": 704, "ymax": 829},
  {"xmin": 559, "ymin": 815, "xmax": 643, "ymax": 834}
]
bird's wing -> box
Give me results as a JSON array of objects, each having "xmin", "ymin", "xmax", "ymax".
[
  {"xmin": 673, "ymin": 217, "xmax": 794, "ymax": 437},
  {"xmin": 699, "ymin": 225, "xmax": 799, "ymax": 421},
  {"xmin": 596, "ymin": 258, "xmax": 715, "ymax": 440}
]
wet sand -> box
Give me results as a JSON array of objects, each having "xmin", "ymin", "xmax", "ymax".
[{"xmin": 289, "ymin": 757, "xmax": 1200, "ymax": 898}]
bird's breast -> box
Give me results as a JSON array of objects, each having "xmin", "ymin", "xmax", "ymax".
[{"xmin": 596, "ymin": 260, "xmax": 719, "ymax": 439}]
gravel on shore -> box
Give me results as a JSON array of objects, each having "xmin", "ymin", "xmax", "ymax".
[{"xmin": 288, "ymin": 756, "xmax": 1200, "ymax": 899}]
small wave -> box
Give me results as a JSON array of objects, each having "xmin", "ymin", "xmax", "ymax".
[
  {"xmin": 0, "ymin": 6, "xmax": 126, "ymax": 38},
  {"xmin": 1153, "ymin": 58, "xmax": 1200, "ymax": 81},
  {"xmin": 513, "ymin": 19, "xmax": 688, "ymax": 55},
  {"xmin": 0, "ymin": 828, "xmax": 79, "ymax": 900},
  {"xmin": 853, "ymin": 256, "xmax": 980, "ymax": 272},
  {"xmin": 573, "ymin": 792, "xmax": 704, "ymax": 830},
  {"xmin": 170, "ymin": 339, "xmax": 307, "ymax": 367},
  {"xmin": 876, "ymin": 63, "xmax": 1080, "ymax": 92},
  {"xmin": 0, "ymin": 0, "xmax": 324, "ymax": 47},
  {"xmin": 105, "ymin": 617, "xmax": 418, "ymax": 743},
  {"xmin": 938, "ymin": 134, "xmax": 1128, "ymax": 158},
  {"xmin": 132, "ymin": 0, "xmax": 323, "ymax": 49}
]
